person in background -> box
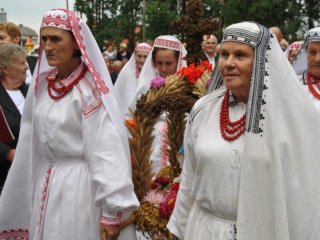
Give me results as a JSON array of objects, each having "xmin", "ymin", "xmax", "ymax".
[
  {"xmin": 201, "ymin": 34, "xmax": 218, "ymax": 70},
  {"xmin": 130, "ymin": 35, "xmax": 187, "ymax": 173},
  {"xmin": 293, "ymin": 27, "xmax": 320, "ymax": 109},
  {"xmin": 168, "ymin": 21, "xmax": 320, "ymax": 240},
  {"xmin": 285, "ymin": 40, "xmax": 303, "ymax": 64},
  {"xmin": 269, "ymin": 26, "xmax": 283, "ymax": 43},
  {"xmin": 117, "ymin": 42, "xmax": 131, "ymax": 65},
  {"xmin": 110, "ymin": 60, "xmax": 123, "ymax": 85},
  {"xmin": 0, "ymin": 44, "xmax": 28, "ymax": 195},
  {"xmin": 103, "ymin": 54, "xmax": 112, "ymax": 72},
  {"xmin": 113, "ymin": 42, "xmax": 152, "ymax": 116},
  {"xmin": 103, "ymin": 41, "xmax": 117, "ymax": 61},
  {"xmin": 0, "ymin": 22, "xmax": 37, "ymax": 84},
  {"xmin": 0, "ymin": 9, "xmax": 139, "ymax": 240}
]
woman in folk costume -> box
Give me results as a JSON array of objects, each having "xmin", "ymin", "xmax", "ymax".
[
  {"xmin": 129, "ymin": 35, "xmax": 187, "ymax": 173},
  {"xmin": 167, "ymin": 21, "xmax": 320, "ymax": 240},
  {"xmin": 0, "ymin": 9, "xmax": 139, "ymax": 240},
  {"xmin": 113, "ymin": 42, "xmax": 152, "ymax": 117},
  {"xmin": 293, "ymin": 27, "xmax": 320, "ymax": 109},
  {"xmin": 285, "ymin": 40, "xmax": 303, "ymax": 64}
]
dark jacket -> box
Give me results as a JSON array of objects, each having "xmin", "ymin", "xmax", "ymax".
[
  {"xmin": 0, "ymin": 82, "xmax": 28, "ymax": 193},
  {"xmin": 26, "ymin": 55, "xmax": 38, "ymax": 75}
]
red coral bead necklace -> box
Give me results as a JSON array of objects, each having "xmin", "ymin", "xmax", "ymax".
[
  {"xmin": 220, "ymin": 90, "xmax": 246, "ymax": 141},
  {"xmin": 306, "ymin": 72, "xmax": 320, "ymax": 100},
  {"xmin": 47, "ymin": 64, "xmax": 88, "ymax": 100}
]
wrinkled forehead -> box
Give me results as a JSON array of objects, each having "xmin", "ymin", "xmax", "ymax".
[
  {"xmin": 307, "ymin": 41, "xmax": 320, "ymax": 51},
  {"xmin": 41, "ymin": 9, "xmax": 72, "ymax": 31}
]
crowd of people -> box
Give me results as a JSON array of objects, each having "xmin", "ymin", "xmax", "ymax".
[{"xmin": 0, "ymin": 7, "xmax": 320, "ymax": 240}]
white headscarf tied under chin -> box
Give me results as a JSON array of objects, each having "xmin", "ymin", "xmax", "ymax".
[{"xmin": 113, "ymin": 42, "xmax": 152, "ymax": 117}]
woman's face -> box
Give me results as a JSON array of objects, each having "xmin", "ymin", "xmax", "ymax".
[
  {"xmin": 40, "ymin": 27, "xmax": 79, "ymax": 67},
  {"xmin": 2, "ymin": 56, "xmax": 28, "ymax": 87},
  {"xmin": 153, "ymin": 49, "xmax": 178, "ymax": 78},
  {"xmin": 219, "ymin": 41, "xmax": 254, "ymax": 102},
  {"xmin": 135, "ymin": 50, "xmax": 149, "ymax": 70},
  {"xmin": 307, "ymin": 42, "xmax": 320, "ymax": 79}
]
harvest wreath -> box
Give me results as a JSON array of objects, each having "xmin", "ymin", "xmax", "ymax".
[{"xmin": 125, "ymin": 61, "xmax": 212, "ymax": 239}]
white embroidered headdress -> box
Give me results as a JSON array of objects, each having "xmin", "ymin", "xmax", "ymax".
[
  {"xmin": 131, "ymin": 35, "xmax": 187, "ymax": 109},
  {"xmin": 35, "ymin": 9, "xmax": 128, "ymax": 152},
  {"xmin": 113, "ymin": 42, "xmax": 152, "ymax": 116}
]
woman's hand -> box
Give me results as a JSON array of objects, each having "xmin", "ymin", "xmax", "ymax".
[
  {"xmin": 6, "ymin": 149, "xmax": 16, "ymax": 161},
  {"xmin": 100, "ymin": 224, "xmax": 120, "ymax": 240}
]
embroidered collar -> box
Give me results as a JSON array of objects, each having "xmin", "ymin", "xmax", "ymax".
[{"xmin": 46, "ymin": 62, "xmax": 84, "ymax": 87}]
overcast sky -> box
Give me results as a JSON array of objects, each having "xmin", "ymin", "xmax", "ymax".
[{"xmin": 0, "ymin": 0, "xmax": 76, "ymax": 35}]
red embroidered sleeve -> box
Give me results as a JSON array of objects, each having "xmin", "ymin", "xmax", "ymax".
[{"xmin": 100, "ymin": 212, "xmax": 122, "ymax": 227}]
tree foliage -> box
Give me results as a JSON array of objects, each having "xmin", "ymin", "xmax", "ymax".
[
  {"xmin": 204, "ymin": 0, "xmax": 307, "ymax": 41},
  {"xmin": 144, "ymin": 0, "xmax": 177, "ymax": 40},
  {"xmin": 74, "ymin": 0, "xmax": 319, "ymax": 49}
]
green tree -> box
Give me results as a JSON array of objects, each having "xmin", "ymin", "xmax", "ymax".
[
  {"xmin": 74, "ymin": 0, "xmax": 314, "ymax": 47},
  {"xmin": 144, "ymin": 0, "xmax": 177, "ymax": 40},
  {"xmin": 75, "ymin": 0, "xmax": 142, "ymax": 50},
  {"xmin": 304, "ymin": 0, "xmax": 320, "ymax": 30},
  {"xmin": 203, "ymin": 0, "xmax": 304, "ymax": 41}
]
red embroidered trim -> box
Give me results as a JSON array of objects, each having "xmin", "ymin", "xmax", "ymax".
[
  {"xmin": 135, "ymin": 65, "xmax": 140, "ymax": 79},
  {"xmin": 41, "ymin": 15, "xmax": 72, "ymax": 31},
  {"xmin": 0, "ymin": 228, "xmax": 29, "ymax": 239},
  {"xmin": 75, "ymin": 75, "xmax": 103, "ymax": 117},
  {"xmin": 47, "ymin": 64, "xmax": 88, "ymax": 100},
  {"xmin": 161, "ymin": 121, "xmax": 169, "ymax": 167},
  {"xmin": 154, "ymin": 39, "xmax": 181, "ymax": 51},
  {"xmin": 38, "ymin": 167, "xmax": 52, "ymax": 237},
  {"xmin": 100, "ymin": 213, "xmax": 122, "ymax": 227},
  {"xmin": 135, "ymin": 44, "xmax": 152, "ymax": 52},
  {"xmin": 66, "ymin": 10, "xmax": 110, "ymax": 96}
]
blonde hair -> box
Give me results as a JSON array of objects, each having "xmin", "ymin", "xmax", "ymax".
[{"xmin": 0, "ymin": 22, "xmax": 21, "ymax": 40}]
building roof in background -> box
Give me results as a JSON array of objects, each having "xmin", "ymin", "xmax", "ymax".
[{"xmin": 18, "ymin": 24, "xmax": 38, "ymax": 37}]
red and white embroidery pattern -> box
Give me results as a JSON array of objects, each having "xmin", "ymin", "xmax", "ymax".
[
  {"xmin": 37, "ymin": 167, "xmax": 52, "ymax": 237},
  {"xmin": 154, "ymin": 38, "xmax": 184, "ymax": 69},
  {"xmin": 135, "ymin": 43, "xmax": 152, "ymax": 52},
  {"xmin": 0, "ymin": 228, "xmax": 29, "ymax": 239},
  {"xmin": 154, "ymin": 38, "xmax": 181, "ymax": 52},
  {"xmin": 100, "ymin": 213, "xmax": 122, "ymax": 227},
  {"xmin": 41, "ymin": 12, "xmax": 72, "ymax": 31},
  {"xmin": 66, "ymin": 10, "xmax": 110, "ymax": 96},
  {"xmin": 76, "ymin": 72, "xmax": 104, "ymax": 117},
  {"xmin": 39, "ymin": 9, "xmax": 110, "ymax": 97}
]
